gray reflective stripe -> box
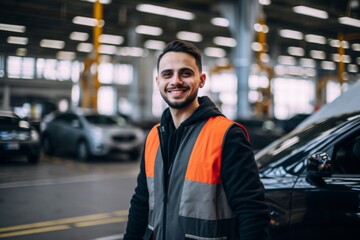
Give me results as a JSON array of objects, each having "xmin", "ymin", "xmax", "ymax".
[
  {"xmin": 146, "ymin": 177, "xmax": 155, "ymax": 209},
  {"xmin": 185, "ymin": 234, "xmax": 227, "ymax": 240},
  {"xmin": 180, "ymin": 180, "xmax": 235, "ymax": 220}
]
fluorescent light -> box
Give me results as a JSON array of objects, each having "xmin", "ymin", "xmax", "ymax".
[
  {"xmin": 278, "ymin": 55, "xmax": 296, "ymax": 65},
  {"xmin": 321, "ymin": 61, "xmax": 336, "ymax": 70},
  {"xmin": 98, "ymin": 44, "xmax": 117, "ymax": 55},
  {"xmin": 81, "ymin": 0, "xmax": 111, "ymax": 4},
  {"xmin": 144, "ymin": 40, "xmax": 166, "ymax": 50},
  {"xmin": 99, "ymin": 34, "xmax": 123, "ymax": 45},
  {"xmin": 213, "ymin": 36, "xmax": 236, "ymax": 47},
  {"xmin": 252, "ymin": 42, "xmax": 263, "ymax": 52},
  {"xmin": 0, "ymin": 23, "xmax": 26, "ymax": 33},
  {"xmin": 7, "ymin": 36, "xmax": 28, "ymax": 45},
  {"xmin": 40, "ymin": 39, "xmax": 65, "ymax": 49},
  {"xmin": 176, "ymin": 31, "xmax": 202, "ymax": 42},
  {"xmin": 310, "ymin": 50, "xmax": 326, "ymax": 59},
  {"xmin": 348, "ymin": 64, "xmax": 358, "ymax": 73},
  {"xmin": 338, "ymin": 17, "xmax": 360, "ymax": 28},
  {"xmin": 135, "ymin": 25, "xmax": 163, "ymax": 36},
  {"xmin": 211, "ymin": 17, "xmax": 229, "ymax": 27},
  {"xmin": 77, "ymin": 43, "xmax": 93, "ymax": 52},
  {"xmin": 329, "ymin": 39, "xmax": 349, "ymax": 49},
  {"xmin": 70, "ymin": 32, "xmax": 89, "ymax": 41},
  {"xmin": 287, "ymin": 46, "xmax": 305, "ymax": 56},
  {"xmin": 204, "ymin": 47, "xmax": 226, "ymax": 58},
  {"xmin": 56, "ymin": 51, "xmax": 76, "ymax": 60},
  {"xmin": 332, "ymin": 54, "xmax": 351, "ymax": 63},
  {"xmin": 300, "ymin": 58, "xmax": 316, "ymax": 68},
  {"xmin": 279, "ymin": 29, "xmax": 303, "ymax": 40},
  {"xmin": 136, "ymin": 4, "xmax": 194, "ymax": 20},
  {"xmin": 254, "ymin": 23, "xmax": 269, "ymax": 33},
  {"xmin": 305, "ymin": 34, "xmax": 326, "ymax": 44},
  {"xmin": 293, "ymin": 6, "xmax": 328, "ymax": 19},
  {"xmin": 259, "ymin": 0, "xmax": 271, "ymax": 5},
  {"xmin": 352, "ymin": 43, "xmax": 360, "ymax": 51},
  {"xmin": 16, "ymin": 48, "xmax": 27, "ymax": 56},
  {"xmin": 118, "ymin": 47, "xmax": 148, "ymax": 57},
  {"xmin": 72, "ymin": 16, "xmax": 104, "ymax": 27}
]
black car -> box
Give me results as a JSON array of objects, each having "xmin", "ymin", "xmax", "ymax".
[
  {"xmin": 0, "ymin": 110, "xmax": 41, "ymax": 164},
  {"xmin": 256, "ymin": 111, "xmax": 360, "ymax": 240}
]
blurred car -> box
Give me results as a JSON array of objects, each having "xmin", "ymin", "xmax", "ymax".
[
  {"xmin": 41, "ymin": 109, "xmax": 145, "ymax": 161},
  {"xmin": 255, "ymin": 111, "xmax": 360, "ymax": 239},
  {"xmin": 0, "ymin": 110, "xmax": 41, "ymax": 164},
  {"xmin": 277, "ymin": 113, "xmax": 311, "ymax": 133}
]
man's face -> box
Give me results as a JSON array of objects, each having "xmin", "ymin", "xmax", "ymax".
[{"xmin": 156, "ymin": 51, "xmax": 206, "ymax": 109}]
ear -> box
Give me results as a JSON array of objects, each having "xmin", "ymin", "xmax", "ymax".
[{"xmin": 199, "ymin": 73, "xmax": 206, "ymax": 88}]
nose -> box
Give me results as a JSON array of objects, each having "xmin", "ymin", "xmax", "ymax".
[{"xmin": 170, "ymin": 72, "xmax": 183, "ymax": 85}]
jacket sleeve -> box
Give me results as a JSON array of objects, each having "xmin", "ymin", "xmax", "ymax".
[
  {"xmin": 123, "ymin": 148, "xmax": 149, "ymax": 240},
  {"xmin": 222, "ymin": 124, "xmax": 271, "ymax": 240}
]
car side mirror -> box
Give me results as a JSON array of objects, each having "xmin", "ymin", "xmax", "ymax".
[{"xmin": 306, "ymin": 152, "xmax": 332, "ymax": 178}]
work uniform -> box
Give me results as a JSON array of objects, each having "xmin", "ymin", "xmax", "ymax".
[{"xmin": 124, "ymin": 96, "xmax": 270, "ymax": 240}]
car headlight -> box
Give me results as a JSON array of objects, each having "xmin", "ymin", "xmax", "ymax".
[{"xmin": 31, "ymin": 129, "xmax": 40, "ymax": 142}]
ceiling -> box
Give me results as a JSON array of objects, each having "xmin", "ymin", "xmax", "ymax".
[{"xmin": 0, "ymin": 0, "xmax": 359, "ymax": 75}]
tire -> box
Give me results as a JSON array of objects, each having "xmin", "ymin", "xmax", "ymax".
[
  {"xmin": 77, "ymin": 140, "xmax": 90, "ymax": 161},
  {"xmin": 42, "ymin": 136, "xmax": 54, "ymax": 155},
  {"xmin": 28, "ymin": 154, "xmax": 40, "ymax": 164}
]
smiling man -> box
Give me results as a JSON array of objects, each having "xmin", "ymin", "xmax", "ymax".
[{"xmin": 124, "ymin": 40, "xmax": 271, "ymax": 240}]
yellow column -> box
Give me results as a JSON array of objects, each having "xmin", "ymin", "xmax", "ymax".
[
  {"xmin": 338, "ymin": 33, "xmax": 345, "ymax": 91},
  {"xmin": 92, "ymin": 0, "xmax": 103, "ymax": 111}
]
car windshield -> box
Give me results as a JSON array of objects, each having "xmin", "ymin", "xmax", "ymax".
[
  {"xmin": 85, "ymin": 115, "xmax": 118, "ymax": 125},
  {"xmin": 255, "ymin": 112, "xmax": 360, "ymax": 170},
  {"xmin": 0, "ymin": 116, "xmax": 19, "ymax": 125}
]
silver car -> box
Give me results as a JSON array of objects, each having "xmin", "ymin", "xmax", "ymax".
[{"xmin": 41, "ymin": 109, "xmax": 145, "ymax": 161}]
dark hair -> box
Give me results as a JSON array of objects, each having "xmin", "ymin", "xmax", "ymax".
[{"xmin": 157, "ymin": 40, "xmax": 202, "ymax": 72}]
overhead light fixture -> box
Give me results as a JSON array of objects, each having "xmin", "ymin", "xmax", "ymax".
[
  {"xmin": 213, "ymin": 36, "xmax": 236, "ymax": 47},
  {"xmin": 135, "ymin": 25, "xmax": 163, "ymax": 36},
  {"xmin": 352, "ymin": 43, "xmax": 360, "ymax": 51},
  {"xmin": 329, "ymin": 39, "xmax": 349, "ymax": 48},
  {"xmin": 259, "ymin": 0, "xmax": 271, "ymax": 5},
  {"xmin": 293, "ymin": 6, "xmax": 328, "ymax": 19},
  {"xmin": 287, "ymin": 46, "xmax": 305, "ymax": 56},
  {"xmin": 136, "ymin": 4, "xmax": 194, "ymax": 20},
  {"xmin": 338, "ymin": 16, "xmax": 360, "ymax": 28},
  {"xmin": 40, "ymin": 39, "xmax": 65, "ymax": 49},
  {"xmin": 144, "ymin": 40, "xmax": 166, "ymax": 50},
  {"xmin": 305, "ymin": 34, "xmax": 326, "ymax": 44},
  {"xmin": 348, "ymin": 64, "xmax": 358, "ymax": 73},
  {"xmin": 77, "ymin": 43, "xmax": 93, "ymax": 52},
  {"xmin": 118, "ymin": 47, "xmax": 148, "ymax": 57},
  {"xmin": 300, "ymin": 58, "xmax": 316, "ymax": 68},
  {"xmin": 310, "ymin": 50, "xmax": 326, "ymax": 60},
  {"xmin": 176, "ymin": 31, "xmax": 202, "ymax": 42},
  {"xmin": 254, "ymin": 23, "xmax": 269, "ymax": 33},
  {"xmin": 204, "ymin": 47, "xmax": 226, "ymax": 58},
  {"xmin": 321, "ymin": 61, "xmax": 336, "ymax": 70},
  {"xmin": 0, "ymin": 23, "xmax": 26, "ymax": 33},
  {"xmin": 70, "ymin": 32, "xmax": 89, "ymax": 41},
  {"xmin": 279, "ymin": 29, "xmax": 303, "ymax": 40},
  {"xmin": 56, "ymin": 51, "xmax": 76, "ymax": 60},
  {"xmin": 81, "ymin": 0, "xmax": 111, "ymax": 4},
  {"xmin": 98, "ymin": 44, "xmax": 117, "ymax": 55},
  {"xmin": 211, "ymin": 17, "xmax": 229, "ymax": 27},
  {"xmin": 16, "ymin": 48, "xmax": 27, "ymax": 56},
  {"xmin": 278, "ymin": 55, "xmax": 296, "ymax": 65},
  {"xmin": 251, "ymin": 42, "xmax": 263, "ymax": 52},
  {"xmin": 332, "ymin": 53, "xmax": 351, "ymax": 63},
  {"xmin": 7, "ymin": 36, "xmax": 28, "ymax": 45},
  {"xmin": 99, "ymin": 34, "xmax": 123, "ymax": 45},
  {"xmin": 72, "ymin": 16, "xmax": 104, "ymax": 27}
]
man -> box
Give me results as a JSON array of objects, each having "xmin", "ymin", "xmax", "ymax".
[{"xmin": 124, "ymin": 40, "xmax": 270, "ymax": 239}]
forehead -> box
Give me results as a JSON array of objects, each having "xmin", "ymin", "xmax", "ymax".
[{"xmin": 158, "ymin": 52, "xmax": 197, "ymax": 71}]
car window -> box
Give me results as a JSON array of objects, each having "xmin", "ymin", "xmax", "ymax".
[
  {"xmin": 333, "ymin": 132, "xmax": 360, "ymax": 175},
  {"xmin": 0, "ymin": 116, "xmax": 19, "ymax": 125},
  {"xmin": 256, "ymin": 113, "xmax": 360, "ymax": 171},
  {"xmin": 85, "ymin": 115, "xmax": 118, "ymax": 125},
  {"xmin": 54, "ymin": 113, "xmax": 78, "ymax": 124}
]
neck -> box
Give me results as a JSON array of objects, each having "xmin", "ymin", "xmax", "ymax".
[{"xmin": 170, "ymin": 100, "xmax": 199, "ymax": 128}]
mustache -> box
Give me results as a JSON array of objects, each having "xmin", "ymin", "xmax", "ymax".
[{"xmin": 166, "ymin": 85, "xmax": 189, "ymax": 91}]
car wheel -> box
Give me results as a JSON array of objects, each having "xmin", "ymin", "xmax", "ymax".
[
  {"xmin": 77, "ymin": 140, "xmax": 90, "ymax": 161},
  {"xmin": 42, "ymin": 136, "xmax": 54, "ymax": 155},
  {"xmin": 28, "ymin": 154, "xmax": 40, "ymax": 164}
]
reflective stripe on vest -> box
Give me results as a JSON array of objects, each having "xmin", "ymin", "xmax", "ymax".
[{"xmin": 144, "ymin": 116, "xmax": 247, "ymax": 239}]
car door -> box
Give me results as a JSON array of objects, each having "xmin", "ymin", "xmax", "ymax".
[
  {"xmin": 57, "ymin": 113, "xmax": 83, "ymax": 154},
  {"xmin": 290, "ymin": 127, "xmax": 360, "ymax": 240}
]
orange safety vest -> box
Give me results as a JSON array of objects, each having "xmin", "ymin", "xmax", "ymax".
[{"xmin": 144, "ymin": 116, "xmax": 248, "ymax": 240}]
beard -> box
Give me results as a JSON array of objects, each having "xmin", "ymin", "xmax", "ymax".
[{"xmin": 160, "ymin": 88, "xmax": 198, "ymax": 109}]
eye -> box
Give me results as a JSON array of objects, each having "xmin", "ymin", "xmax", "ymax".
[
  {"xmin": 180, "ymin": 69, "xmax": 193, "ymax": 77},
  {"xmin": 161, "ymin": 70, "xmax": 173, "ymax": 79}
]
